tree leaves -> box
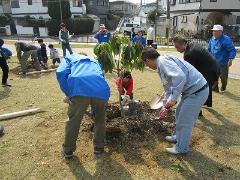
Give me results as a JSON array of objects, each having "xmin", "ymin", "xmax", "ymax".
[{"xmin": 94, "ymin": 34, "xmax": 145, "ymax": 73}]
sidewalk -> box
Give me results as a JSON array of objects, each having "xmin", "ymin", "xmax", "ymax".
[{"xmin": 3, "ymin": 42, "xmax": 240, "ymax": 80}]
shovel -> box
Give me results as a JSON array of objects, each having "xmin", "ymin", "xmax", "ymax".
[{"xmin": 149, "ymin": 95, "xmax": 164, "ymax": 110}]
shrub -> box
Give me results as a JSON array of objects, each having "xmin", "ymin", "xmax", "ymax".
[
  {"xmin": 0, "ymin": 14, "xmax": 10, "ymax": 27},
  {"xmin": 72, "ymin": 17, "xmax": 94, "ymax": 34},
  {"xmin": 46, "ymin": 19, "xmax": 60, "ymax": 36},
  {"xmin": 46, "ymin": 17, "xmax": 94, "ymax": 36}
]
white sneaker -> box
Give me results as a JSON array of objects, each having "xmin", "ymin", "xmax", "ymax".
[
  {"xmin": 165, "ymin": 135, "xmax": 177, "ymax": 143},
  {"xmin": 166, "ymin": 146, "xmax": 180, "ymax": 155}
]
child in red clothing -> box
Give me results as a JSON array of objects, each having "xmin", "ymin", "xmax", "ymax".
[{"xmin": 116, "ymin": 70, "xmax": 133, "ymax": 101}]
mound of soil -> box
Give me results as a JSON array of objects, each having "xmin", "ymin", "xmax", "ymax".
[{"xmin": 82, "ymin": 101, "xmax": 175, "ymax": 140}]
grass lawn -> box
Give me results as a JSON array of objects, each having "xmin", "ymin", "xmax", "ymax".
[{"xmin": 0, "ymin": 58, "xmax": 240, "ymax": 179}]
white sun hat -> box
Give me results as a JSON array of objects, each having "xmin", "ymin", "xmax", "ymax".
[{"xmin": 211, "ymin": 25, "xmax": 223, "ymax": 31}]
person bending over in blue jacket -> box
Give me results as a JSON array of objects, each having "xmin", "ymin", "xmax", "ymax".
[
  {"xmin": 141, "ymin": 47, "xmax": 209, "ymax": 155},
  {"xmin": 132, "ymin": 30, "xmax": 146, "ymax": 47},
  {"xmin": 56, "ymin": 53, "xmax": 110, "ymax": 159},
  {"xmin": 208, "ymin": 25, "xmax": 237, "ymax": 92}
]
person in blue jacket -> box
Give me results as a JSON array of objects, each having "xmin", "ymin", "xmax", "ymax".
[
  {"xmin": 0, "ymin": 39, "xmax": 12, "ymax": 87},
  {"xmin": 132, "ymin": 30, "xmax": 146, "ymax": 47},
  {"xmin": 208, "ymin": 25, "xmax": 237, "ymax": 92},
  {"xmin": 56, "ymin": 53, "xmax": 110, "ymax": 159},
  {"xmin": 94, "ymin": 24, "xmax": 112, "ymax": 44}
]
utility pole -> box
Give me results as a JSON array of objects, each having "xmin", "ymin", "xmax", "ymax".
[
  {"xmin": 155, "ymin": 0, "xmax": 159, "ymax": 42},
  {"xmin": 166, "ymin": 0, "xmax": 170, "ymax": 47},
  {"xmin": 59, "ymin": 0, "xmax": 63, "ymax": 22}
]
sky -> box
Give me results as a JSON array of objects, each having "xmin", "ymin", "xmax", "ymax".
[{"xmin": 110, "ymin": 0, "xmax": 156, "ymax": 4}]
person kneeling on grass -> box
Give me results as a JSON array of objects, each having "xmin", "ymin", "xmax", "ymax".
[
  {"xmin": 141, "ymin": 47, "xmax": 209, "ymax": 155},
  {"xmin": 116, "ymin": 70, "xmax": 133, "ymax": 104},
  {"xmin": 56, "ymin": 53, "xmax": 110, "ymax": 159}
]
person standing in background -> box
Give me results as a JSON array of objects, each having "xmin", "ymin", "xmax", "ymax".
[
  {"xmin": 208, "ymin": 25, "xmax": 237, "ymax": 92},
  {"xmin": 0, "ymin": 39, "xmax": 12, "ymax": 87},
  {"xmin": 48, "ymin": 44, "xmax": 60, "ymax": 67},
  {"xmin": 37, "ymin": 39, "xmax": 48, "ymax": 69},
  {"xmin": 94, "ymin": 24, "xmax": 112, "ymax": 44},
  {"xmin": 147, "ymin": 24, "xmax": 155, "ymax": 46},
  {"xmin": 132, "ymin": 30, "xmax": 146, "ymax": 47},
  {"xmin": 59, "ymin": 23, "xmax": 73, "ymax": 57}
]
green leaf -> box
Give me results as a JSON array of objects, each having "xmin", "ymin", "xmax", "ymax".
[{"xmin": 169, "ymin": 164, "xmax": 184, "ymax": 173}]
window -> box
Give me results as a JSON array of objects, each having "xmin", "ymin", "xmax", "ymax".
[
  {"xmin": 181, "ymin": 16, "xmax": 187, "ymax": 23},
  {"xmin": 170, "ymin": 0, "xmax": 176, "ymax": 5},
  {"xmin": 236, "ymin": 16, "xmax": 240, "ymax": 24},
  {"xmin": 0, "ymin": 0, "xmax": 2, "ymax": 6},
  {"xmin": 42, "ymin": 0, "xmax": 48, "ymax": 7},
  {"xmin": 173, "ymin": 16, "xmax": 178, "ymax": 26},
  {"xmin": 89, "ymin": 0, "xmax": 93, "ymax": 6},
  {"xmin": 28, "ymin": 0, "xmax": 32, "ymax": 5},
  {"xmin": 11, "ymin": 0, "xmax": 20, "ymax": 8},
  {"xmin": 73, "ymin": 0, "xmax": 82, "ymax": 7},
  {"xmin": 179, "ymin": 0, "xmax": 184, "ymax": 4},
  {"xmin": 97, "ymin": 1, "xmax": 104, "ymax": 6},
  {"xmin": 210, "ymin": 0, "xmax": 217, "ymax": 2}
]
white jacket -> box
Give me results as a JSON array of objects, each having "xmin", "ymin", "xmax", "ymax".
[{"xmin": 147, "ymin": 27, "xmax": 155, "ymax": 40}]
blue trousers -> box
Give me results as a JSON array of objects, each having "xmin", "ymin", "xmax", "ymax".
[
  {"xmin": 62, "ymin": 44, "xmax": 73, "ymax": 57},
  {"xmin": 173, "ymin": 87, "xmax": 209, "ymax": 153}
]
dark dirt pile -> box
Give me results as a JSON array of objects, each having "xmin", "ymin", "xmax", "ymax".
[{"xmin": 82, "ymin": 101, "xmax": 175, "ymax": 141}]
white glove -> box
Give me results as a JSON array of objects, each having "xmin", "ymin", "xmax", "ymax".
[{"xmin": 124, "ymin": 95, "xmax": 130, "ymax": 101}]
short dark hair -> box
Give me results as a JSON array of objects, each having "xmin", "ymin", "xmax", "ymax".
[
  {"xmin": 173, "ymin": 36, "xmax": 187, "ymax": 45},
  {"xmin": 37, "ymin": 39, "xmax": 43, "ymax": 43},
  {"xmin": 0, "ymin": 39, "xmax": 4, "ymax": 47},
  {"xmin": 121, "ymin": 70, "xmax": 131, "ymax": 78},
  {"xmin": 48, "ymin": 44, "xmax": 54, "ymax": 48},
  {"xmin": 141, "ymin": 47, "xmax": 160, "ymax": 62},
  {"xmin": 60, "ymin": 23, "xmax": 66, "ymax": 28}
]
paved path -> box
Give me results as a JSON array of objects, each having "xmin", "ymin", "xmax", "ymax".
[{"xmin": 4, "ymin": 43, "xmax": 240, "ymax": 79}]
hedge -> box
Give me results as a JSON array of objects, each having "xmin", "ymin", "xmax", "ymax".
[
  {"xmin": 0, "ymin": 14, "xmax": 10, "ymax": 27},
  {"xmin": 46, "ymin": 17, "xmax": 94, "ymax": 36}
]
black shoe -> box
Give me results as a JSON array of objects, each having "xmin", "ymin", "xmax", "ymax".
[
  {"xmin": 213, "ymin": 87, "xmax": 219, "ymax": 93},
  {"xmin": 62, "ymin": 146, "xmax": 74, "ymax": 159},
  {"xmin": 0, "ymin": 125, "xmax": 4, "ymax": 136},
  {"xmin": 94, "ymin": 147, "xmax": 104, "ymax": 155},
  {"xmin": 62, "ymin": 150, "xmax": 74, "ymax": 159},
  {"xmin": 221, "ymin": 87, "xmax": 226, "ymax": 92}
]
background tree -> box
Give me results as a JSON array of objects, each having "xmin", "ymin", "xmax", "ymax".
[
  {"xmin": 147, "ymin": 10, "xmax": 157, "ymax": 23},
  {"xmin": 0, "ymin": 14, "xmax": 10, "ymax": 27},
  {"xmin": 48, "ymin": 0, "xmax": 71, "ymax": 20},
  {"xmin": 94, "ymin": 34, "xmax": 144, "ymax": 116}
]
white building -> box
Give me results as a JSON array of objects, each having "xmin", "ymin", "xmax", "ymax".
[
  {"xmin": 0, "ymin": 0, "xmax": 86, "ymax": 36},
  {"xmin": 170, "ymin": 0, "xmax": 240, "ymax": 36}
]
